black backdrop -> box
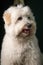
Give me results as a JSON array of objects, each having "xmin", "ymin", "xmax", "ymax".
[{"xmin": 0, "ymin": 0, "xmax": 43, "ymax": 53}]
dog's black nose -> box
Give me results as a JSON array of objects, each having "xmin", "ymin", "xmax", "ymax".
[{"xmin": 28, "ymin": 24, "xmax": 32, "ymax": 28}]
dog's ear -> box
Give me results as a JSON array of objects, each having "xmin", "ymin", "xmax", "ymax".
[{"xmin": 3, "ymin": 11, "xmax": 11, "ymax": 25}]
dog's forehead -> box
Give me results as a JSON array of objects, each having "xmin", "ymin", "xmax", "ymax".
[{"xmin": 7, "ymin": 6, "xmax": 31, "ymax": 16}]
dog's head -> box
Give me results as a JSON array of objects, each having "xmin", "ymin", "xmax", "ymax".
[{"xmin": 3, "ymin": 5, "xmax": 36, "ymax": 38}]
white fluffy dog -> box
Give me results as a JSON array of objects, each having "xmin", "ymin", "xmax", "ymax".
[{"xmin": 1, "ymin": 5, "xmax": 41, "ymax": 65}]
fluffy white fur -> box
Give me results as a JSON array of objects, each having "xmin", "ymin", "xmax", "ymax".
[{"xmin": 1, "ymin": 5, "xmax": 41, "ymax": 65}]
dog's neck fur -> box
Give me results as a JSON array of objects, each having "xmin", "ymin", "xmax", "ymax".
[{"xmin": 5, "ymin": 32, "xmax": 35, "ymax": 44}]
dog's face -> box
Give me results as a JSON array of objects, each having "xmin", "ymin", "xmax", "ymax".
[{"xmin": 3, "ymin": 5, "xmax": 36, "ymax": 38}]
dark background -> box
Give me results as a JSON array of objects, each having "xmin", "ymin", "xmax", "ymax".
[{"xmin": 0, "ymin": 0, "xmax": 43, "ymax": 53}]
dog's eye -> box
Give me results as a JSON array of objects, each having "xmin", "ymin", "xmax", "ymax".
[
  {"xmin": 28, "ymin": 16, "xmax": 31, "ymax": 20},
  {"xmin": 18, "ymin": 17, "xmax": 22, "ymax": 20}
]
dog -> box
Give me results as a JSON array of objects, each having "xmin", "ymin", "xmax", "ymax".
[{"xmin": 1, "ymin": 5, "xmax": 41, "ymax": 65}]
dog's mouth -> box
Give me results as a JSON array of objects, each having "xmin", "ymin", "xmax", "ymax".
[
  {"xmin": 22, "ymin": 28, "xmax": 30, "ymax": 34},
  {"xmin": 21, "ymin": 26, "xmax": 32, "ymax": 36}
]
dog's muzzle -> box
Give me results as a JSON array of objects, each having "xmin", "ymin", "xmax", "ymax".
[{"xmin": 21, "ymin": 23, "xmax": 32, "ymax": 35}]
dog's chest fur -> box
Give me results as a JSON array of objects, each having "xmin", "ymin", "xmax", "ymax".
[
  {"xmin": 2, "ymin": 34, "xmax": 41, "ymax": 65},
  {"xmin": 2, "ymin": 34, "xmax": 31, "ymax": 62}
]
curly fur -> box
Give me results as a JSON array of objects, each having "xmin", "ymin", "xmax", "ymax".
[{"xmin": 1, "ymin": 5, "xmax": 41, "ymax": 65}]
